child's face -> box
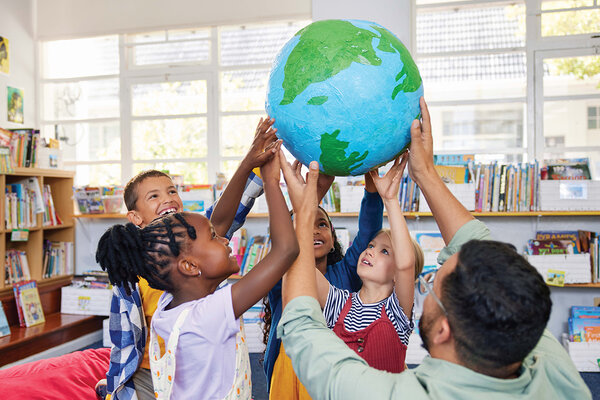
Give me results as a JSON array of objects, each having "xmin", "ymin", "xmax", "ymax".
[
  {"xmin": 357, "ymin": 232, "xmax": 395, "ymax": 285},
  {"xmin": 130, "ymin": 176, "xmax": 183, "ymax": 228},
  {"xmin": 313, "ymin": 208, "xmax": 334, "ymax": 261},
  {"xmin": 185, "ymin": 213, "xmax": 240, "ymax": 278}
]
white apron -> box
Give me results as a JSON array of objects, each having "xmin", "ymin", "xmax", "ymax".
[{"xmin": 149, "ymin": 308, "xmax": 252, "ymax": 400}]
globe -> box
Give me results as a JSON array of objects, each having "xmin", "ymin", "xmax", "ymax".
[{"xmin": 266, "ymin": 19, "xmax": 424, "ymax": 176}]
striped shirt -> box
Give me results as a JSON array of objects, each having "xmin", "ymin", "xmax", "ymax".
[{"xmin": 323, "ymin": 285, "xmax": 414, "ymax": 345}]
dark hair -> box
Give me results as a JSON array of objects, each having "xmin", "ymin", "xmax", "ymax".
[
  {"xmin": 441, "ymin": 240, "xmax": 552, "ymax": 371},
  {"xmin": 124, "ymin": 169, "xmax": 171, "ymax": 211},
  {"xmin": 96, "ymin": 212, "xmax": 197, "ymax": 295}
]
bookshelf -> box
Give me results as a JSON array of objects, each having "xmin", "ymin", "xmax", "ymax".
[{"xmin": 0, "ymin": 167, "xmax": 75, "ymax": 296}]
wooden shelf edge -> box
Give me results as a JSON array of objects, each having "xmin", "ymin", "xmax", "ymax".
[
  {"xmin": 561, "ymin": 283, "xmax": 600, "ymax": 288},
  {"xmin": 0, "ymin": 275, "xmax": 73, "ymax": 298},
  {"xmin": 42, "ymin": 223, "xmax": 74, "ymax": 230},
  {"xmin": 248, "ymin": 211, "xmax": 600, "ymax": 218},
  {"xmin": 6, "ymin": 167, "xmax": 75, "ymax": 178},
  {"xmin": 73, "ymin": 213, "xmax": 127, "ymax": 219}
]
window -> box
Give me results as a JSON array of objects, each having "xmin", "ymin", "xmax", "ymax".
[
  {"xmin": 40, "ymin": 20, "xmax": 309, "ymax": 186},
  {"xmin": 588, "ymin": 106, "xmax": 600, "ymax": 130},
  {"xmin": 414, "ymin": 0, "xmax": 600, "ymax": 173}
]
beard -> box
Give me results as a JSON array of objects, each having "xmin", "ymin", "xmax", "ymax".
[{"xmin": 419, "ymin": 312, "xmax": 434, "ymax": 353}]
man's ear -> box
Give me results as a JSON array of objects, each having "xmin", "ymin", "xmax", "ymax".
[
  {"xmin": 127, "ymin": 210, "xmax": 143, "ymax": 227},
  {"xmin": 177, "ymin": 258, "xmax": 201, "ymax": 277},
  {"xmin": 433, "ymin": 317, "xmax": 452, "ymax": 345}
]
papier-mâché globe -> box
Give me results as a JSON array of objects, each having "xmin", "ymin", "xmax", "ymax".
[{"xmin": 266, "ymin": 19, "xmax": 423, "ymax": 176}]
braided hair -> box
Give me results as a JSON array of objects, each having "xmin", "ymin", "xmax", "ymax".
[{"xmin": 96, "ymin": 212, "xmax": 197, "ymax": 295}]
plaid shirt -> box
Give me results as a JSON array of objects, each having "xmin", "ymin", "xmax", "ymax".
[{"xmin": 106, "ymin": 172, "xmax": 263, "ymax": 400}]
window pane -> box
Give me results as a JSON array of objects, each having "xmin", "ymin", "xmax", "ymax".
[
  {"xmin": 542, "ymin": 0, "xmax": 594, "ymax": 11},
  {"xmin": 43, "ymin": 79, "xmax": 119, "ymax": 120},
  {"xmin": 132, "ymin": 80, "xmax": 207, "ymax": 116},
  {"xmin": 132, "ymin": 117, "xmax": 207, "ymax": 159},
  {"xmin": 542, "ymin": 9, "xmax": 600, "ymax": 37},
  {"xmin": 42, "ymin": 122, "xmax": 120, "ymax": 161},
  {"xmin": 133, "ymin": 162, "xmax": 207, "ymax": 184},
  {"xmin": 221, "ymin": 69, "xmax": 269, "ymax": 111},
  {"xmin": 73, "ymin": 164, "xmax": 121, "ymax": 186},
  {"xmin": 544, "ymin": 100, "xmax": 600, "ymax": 147},
  {"xmin": 590, "ymin": 107, "xmax": 598, "ymax": 117},
  {"xmin": 221, "ymin": 115, "xmax": 263, "ymax": 157},
  {"xmin": 131, "ymin": 40, "xmax": 210, "ymax": 66},
  {"xmin": 416, "ymin": 5, "xmax": 525, "ymax": 54},
  {"xmin": 428, "ymin": 103, "xmax": 525, "ymax": 151},
  {"xmin": 220, "ymin": 160, "xmax": 243, "ymax": 180},
  {"xmin": 588, "ymin": 119, "xmax": 597, "ymax": 130},
  {"xmin": 419, "ymin": 53, "xmax": 526, "ymax": 101},
  {"xmin": 543, "ymin": 55, "xmax": 600, "ymax": 97},
  {"xmin": 42, "ymin": 36, "xmax": 118, "ymax": 78},
  {"xmin": 220, "ymin": 21, "xmax": 310, "ymax": 66}
]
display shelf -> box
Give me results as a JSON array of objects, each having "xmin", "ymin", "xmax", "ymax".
[
  {"xmin": 0, "ymin": 169, "xmax": 75, "ymax": 290},
  {"xmin": 562, "ymin": 283, "xmax": 600, "ymax": 288},
  {"xmin": 74, "ymin": 211, "xmax": 600, "ymax": 219}
]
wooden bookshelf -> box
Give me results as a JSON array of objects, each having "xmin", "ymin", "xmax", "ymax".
[
  {"xmin": 562, "ymin": 283, "xmax": 600, "ymax": 288},
  {"xmin": 243, "ymin": 211, "xmax": 600, "ymax": 218},
  {"xmin": 0, "ymin": 168, "xmax": 75, "ymax": 296}
]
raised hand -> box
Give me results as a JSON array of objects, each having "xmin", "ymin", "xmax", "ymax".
[
  {"xmin": 279, "ymin": 153, "xmax": 319, "ymax": 218},
  {"xmin": 407, "ymin": 97, "xmax": 435, "ymax": 184},
  {"xmin": 241, "ymin": 117, "xmax": 279, "ymax": 171},
  {"xmin": 259, "ymin": 141, "xmax": 282, "ymax": 185},
  {"xmin": 368, "ymin": 153, "xmax": 408, "ymax": 202}
]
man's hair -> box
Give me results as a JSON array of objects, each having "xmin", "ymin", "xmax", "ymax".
[
  {"xmin": 441, "ymin": 240, "xmax": 551, "ymax": 371},
  {"xmin": 124, "ymin": 170, "xmax": 171, "ymax": 211}
]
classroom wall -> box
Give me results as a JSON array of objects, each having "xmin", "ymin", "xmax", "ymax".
[
  {"xmin": 35, "ymin": 0, "xmax": 311, "ymax": 39},
  {"xmin": 0, "ymin": 0, "xmax": 36, "ymax": 129}
]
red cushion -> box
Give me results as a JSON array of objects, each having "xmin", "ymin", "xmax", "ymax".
[{"xmin": 0, "ymin": 347, "xmax": 110, "ymax": 399}]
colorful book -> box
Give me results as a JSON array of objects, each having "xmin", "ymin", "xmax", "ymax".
[
  {"xmin": 20, "ymin": 286, "xmax": 45, "ymax": 327},
  {"xmin": 12, "ymin": 280, "xmax": 37, "ymax": 327},
  {"xmin": 0, "ymin": 300, "xmax": 10, "ymax": 337},
  {"xmin": 527, "ymin": 239, "xmax": 579, "ymax": 255}
]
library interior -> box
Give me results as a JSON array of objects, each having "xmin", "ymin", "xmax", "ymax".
[{"xmin": 0, "ymin": 0, "xmax": 600, "ymax": 399}]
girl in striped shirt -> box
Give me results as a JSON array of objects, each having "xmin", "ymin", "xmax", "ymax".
[{"xmin": 315, "ymin": 154, "xmax": 424, "ymax": 373}]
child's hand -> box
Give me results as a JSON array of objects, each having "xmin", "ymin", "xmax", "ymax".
[
  {"xmin": 241, "ymin": 117, "xmax": 279, "ymax": 171},
  {"xmin": 259, "ymin": 141, "xmax": 282, "ymax": 184},
  {"xmin": 368, "ymin": 153, "xmax": 408, "ymax": 202},
  {"xmin": 279, "ymin": 153, "xmax": 319, "ymax": 218}
]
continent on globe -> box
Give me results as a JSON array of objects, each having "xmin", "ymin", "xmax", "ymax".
[
  {"xmin": 266, "ymin": 19, "xmax": 424, "ymax": 176},
  {"xmin": 320, "ymin": 130, "xmax": 369, "ymax": 176}
]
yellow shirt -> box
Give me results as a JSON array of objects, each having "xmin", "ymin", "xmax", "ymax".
[{"xmin": 138, "ymin": 277, "xmax": 165, "ymax": 370}]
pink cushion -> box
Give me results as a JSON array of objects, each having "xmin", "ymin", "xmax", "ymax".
[{"xmin": 0, "ymin": 347, "xmax": 110, "ymax": 399}]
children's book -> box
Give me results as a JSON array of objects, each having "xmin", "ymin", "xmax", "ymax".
[
  {"xmin": 527, "ymin": 239, "xmax": 579, "ymax": 255},
  {"xmin": 12, "ymin": 279, "xmax": 37, "ymax": 327},
  {"xmin": 0, "ymin": 300, "xmax": 10, "ymax": 337},
  {"xmin": 20, "ymin": 285, "xmax": 45, "ymax": 327}
]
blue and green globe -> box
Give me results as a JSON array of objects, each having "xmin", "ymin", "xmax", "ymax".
[{"xmin": 266, "ymin": 19, "xmax": 424, "ymax": 176}]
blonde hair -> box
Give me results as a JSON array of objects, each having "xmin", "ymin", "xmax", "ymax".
[{"xmin": 375, "ymin": 229, "xmax": 424, "ymax": 279}]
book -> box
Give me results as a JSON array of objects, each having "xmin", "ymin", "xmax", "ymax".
[
  {"xmin": 12, "ymin": 280, "xmax": 37, "ymax": 327},
  {"xmin": 0, "ymin": 300, "xmax": 10, "ymax": 337},
  {"xmin": 20, "ymin": 285, "xmax": 45, "ymax": 327},
  {"xmin": 527, "ymin": 239, "xmax": 579, "ymax": 255},
  {"xmin": 543, "ymin": 158, "xmax": 592, "ymax": 180}
]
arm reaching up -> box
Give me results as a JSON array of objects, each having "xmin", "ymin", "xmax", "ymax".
[
  {"xmin": 279, "ymin": 154, "xmax": 321, "ymax": 307},
  {"xmin": 369, "ymin": 154, "xmax": 415, "ymax": 318},
  {"xmin": 408, "ymin": 97, "xmax": 474, "ymax": 244},
  {"xmin": 211, "ymin": 117, "xmax": 278, "ymax": 237},
  {"xmin": 231, "ymin": 143, "xmax": 299, "ymax": 318}
]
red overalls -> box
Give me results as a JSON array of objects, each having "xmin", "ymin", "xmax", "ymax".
[{"xmin": 333, "ymin": 295, "xmax": 407, "ymax": 373}]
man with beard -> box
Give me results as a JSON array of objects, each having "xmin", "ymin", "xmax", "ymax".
[{"xmin": 276, "ymin": 97, "xmax": 591, "ymax": 399}]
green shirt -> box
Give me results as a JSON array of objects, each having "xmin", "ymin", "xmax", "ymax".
[{"xmin": 278, "ymin": 220, "xmax": 592, "ymax": 399}]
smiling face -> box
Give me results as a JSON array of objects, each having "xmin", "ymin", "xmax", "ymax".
[
  {"xmin": 184, "ymin": 213, "xmax": 239, "ymax": 278},
  {"xmin": 313, "ymin": 208, "xmax": 335, "ymax": 261},
  {"xmin": 129, "ymin": 176, "xmax": 183, "ymax": 228},
  {"xmin": 357, "ymin": 231, "xmax": 395, "ymax": 285}
]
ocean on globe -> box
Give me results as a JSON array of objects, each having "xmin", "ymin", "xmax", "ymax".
[{"xmin": 266, "ymin": 19, "xmax": 424, "ymax": 176}]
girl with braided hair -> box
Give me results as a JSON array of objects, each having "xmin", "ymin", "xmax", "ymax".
[{"xmin": 97, "ymin": 149, "xmax": 318, "ymax": 400}]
